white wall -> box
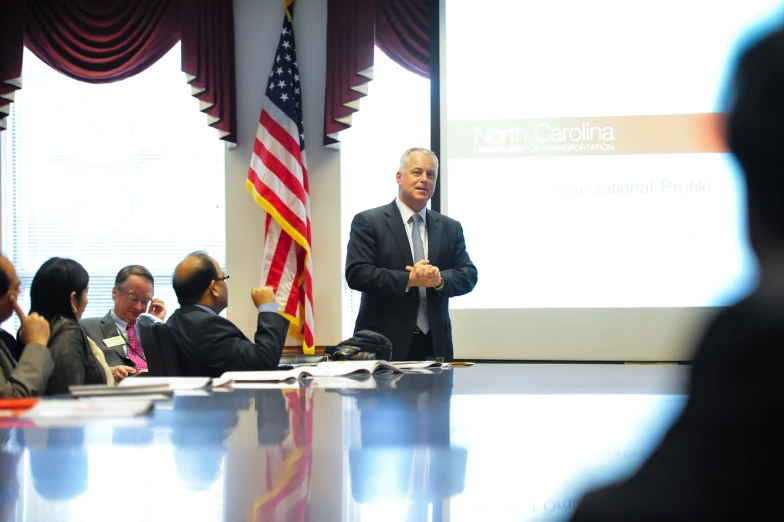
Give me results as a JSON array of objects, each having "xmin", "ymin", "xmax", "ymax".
[{"xmin": 228, "ymin": 0, "xmax": 342, "ymax": 347}]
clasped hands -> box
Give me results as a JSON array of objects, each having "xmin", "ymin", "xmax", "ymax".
[{"xmin": 406, "ymin": 259, "xmax": 442, "ymax": 288}]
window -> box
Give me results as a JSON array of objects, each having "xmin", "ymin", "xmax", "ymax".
[
  {"xmin": 1, "ymin": 44, "xmax": 225, "ymax": 331},
  {"xmin": 340, "ymin": 47, "xmax": 431, "ymax": 339}
]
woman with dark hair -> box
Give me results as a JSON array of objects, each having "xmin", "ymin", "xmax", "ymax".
[{"xmin": 28, "ymin": 258, "xmax": 133, "ymax": 395}]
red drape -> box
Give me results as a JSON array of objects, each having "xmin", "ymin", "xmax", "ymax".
[
  {"xmin": 24, "ymin": 0, "xmax": 181, "ymax": 83},
  {"xmin": 0, "ymin": 0, "xmax": 26, "ymax": 130},
  {"xmin": 0, "ymin": 0, "xmax": 237, "ymax": 144},
  {"xmin": 376, "ymin": 0, "xmax": 429, "ymax": 78},
  {"xmin": 324, "ymin": 0, "xmax": 430, "ymax": 147},
  {"xmin": 180, "ymin": 0, "xmax": 237, "ymax": 144},
  {"xmin": 323, "ymin": 0, "xmax": 375, "ymax": 148}
]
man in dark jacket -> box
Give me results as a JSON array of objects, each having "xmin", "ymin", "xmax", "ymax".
[
  {"xmin": 166, "ymin": 252, "xmax": 289, "ymax": 377},
  {"xmin": 346, "ymin": 148, "xmax": 478, "ymax": 361}
]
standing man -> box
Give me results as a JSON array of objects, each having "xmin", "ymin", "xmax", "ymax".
[
  {"xmin": 346, "ymin": 148, "xmax": 478, "ymax": 361},
  {"xmin": 82, "ymin": 265, "xmax": 166, "ymax": 371}
]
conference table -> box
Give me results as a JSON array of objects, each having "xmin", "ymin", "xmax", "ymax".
[{"xmin": 1, "ymin": 363, "xmax": 689, "ymax": 522}]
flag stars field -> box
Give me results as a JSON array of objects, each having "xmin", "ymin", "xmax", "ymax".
[{"xmin": 245, "ymin": 3, "xmax": 315, "ymax": 353}]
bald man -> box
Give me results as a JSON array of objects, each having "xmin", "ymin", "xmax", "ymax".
[
  {"xmin": 0, "ymin": 255, "xmax": 54, "ymax": 397},
  {"xmin": 166, "ymin": 252, "xmax": 289, "ymax": 377}
]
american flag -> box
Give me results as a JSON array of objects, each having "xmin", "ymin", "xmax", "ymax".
[
  {"xmin": 246, "ymin": 0, "xmax": 314, "ymax": 353},
  {"xmin": 250, "ymin": 389, "xmax": 314, "ymax": 521}
]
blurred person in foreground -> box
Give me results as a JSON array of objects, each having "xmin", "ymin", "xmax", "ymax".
[
  {"xmin": 0, "ymin": 254, "xmax": 52, "ymax": 397},
  {"xmin": 570, "ymin": 28, "xmax": 784, "ymax": 521}
]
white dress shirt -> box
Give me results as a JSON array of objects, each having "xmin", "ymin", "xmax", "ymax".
[{"xmin": 109, "ymin": 310, "xmax": 132, "ymax": 358}]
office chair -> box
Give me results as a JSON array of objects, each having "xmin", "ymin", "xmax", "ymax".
[{"xmin": 136, "ymin": 315, "xmax": 185, "ymax": 377}]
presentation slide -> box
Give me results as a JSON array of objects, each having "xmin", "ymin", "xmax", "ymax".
[{"xmin": 441, "ymin": 0, "xmax": 782, "ymax": 359}]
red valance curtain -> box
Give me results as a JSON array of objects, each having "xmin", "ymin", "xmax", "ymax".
[
  {"xmin": 0, "ymin": 0, "xmax": 26, "ymax": 130},
  {"xmin": 375, "ymin": 0, "xmax": 429, "ymax": 78},
  {"xmin": 0, "ymin": 0, "xmax": 237, "ymax": 144},
  {"xmin": 324, "ymin": 0, "xmax": 430, "ymax": 148},
  {"xmin": 180, "ymin": 0, "xmax": 237, "ymax": 144}
]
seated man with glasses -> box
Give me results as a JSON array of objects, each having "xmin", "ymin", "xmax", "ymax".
[
  {"xmin": 81, "ymin": 265, "xmax": 167, "ymax": 372},
  {"xmin": 166, "ymin": 251, "xmax": 289, "ymax": 377}
]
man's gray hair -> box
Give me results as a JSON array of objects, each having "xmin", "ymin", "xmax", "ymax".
[
  {"xmin": 399, "ymin": 147, "xmax": 439, "ymax": 174},
  {"xmin": 115, "ymin": 265, "xmax": 154, "ymax": 290}
]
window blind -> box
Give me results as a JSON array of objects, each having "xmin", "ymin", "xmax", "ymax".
[{"xmin": 1, "ymin": 44, "xmax": 226, "ymax": 332}]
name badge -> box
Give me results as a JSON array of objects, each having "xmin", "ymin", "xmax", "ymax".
[{"xmin": 103, "ymin": 336, "xmax": 126, "ymax": 348}]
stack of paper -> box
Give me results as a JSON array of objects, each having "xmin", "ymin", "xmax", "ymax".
[
  {"xmin": 118, "ymin": 377, "xmax": 212, "ymax": 391},
  {"xmin": 69, "ymin": 383, "xmax": 174, "ymax": 397},
  {"xmin": 20, "ymin": 399, "xmax": 154, "ymax": 419},
  {"xmin": 390, "ymin": 361, "xmax": 451, "ymax": 369},
  {"xmin": 213, "ymin": 360, "xmax": 406, "ymax": 388},
  {"xmin": 69, "ymin": 377, "xmax": 213, "ymax": 398}
]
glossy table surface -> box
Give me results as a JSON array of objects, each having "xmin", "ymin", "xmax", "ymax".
[{"xmin": 0, "ymin": 364, "xmax": 689, "ymax": 522}]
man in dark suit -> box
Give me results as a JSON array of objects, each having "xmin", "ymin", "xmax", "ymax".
[
  {"xmin": 82, "ymin": 265, "xmax": 167, "ymax": 371},
  {"xmin": 346, "ymin": 148, "xmax": 478, "ymax": 361},
  {"xmin": 570, "ymin": 29, "xmax": 784, "ymax": 521},
  {"xmin": 167, "ymin": 252, "xmax": 289, "ymax": 377},
  {"xmin": 0, "ymin": 255, "xmax": 54, "ymax": 398}
]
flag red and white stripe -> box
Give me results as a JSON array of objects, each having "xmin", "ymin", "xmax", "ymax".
[
  {"xmin": 246, "ymin": 1, "xmax": 314, "ymax": 353},
  {"xmin": 251, "ymin": 389, "xmax": 314, "ymax": 522}
]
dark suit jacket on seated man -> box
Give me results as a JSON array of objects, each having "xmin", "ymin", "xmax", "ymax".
[
  {"xmin": 569, "ymin": 29, "xmax": 784, "ymax": 522},
  {"xmin": 166, "ymin": 252, "xmax": 289, "ymax": 377},
  {"xmin": 81, "ymin": 265, "xmax": 167, "ymax": 371},
  {"xmin": 346, "ymin": 148, "xmax": 478, "ymax": 362},
  {"xmin": 0, "ymin": 255, "xmax": 54, "ymax": 398}
]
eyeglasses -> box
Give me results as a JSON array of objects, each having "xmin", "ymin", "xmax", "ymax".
[
  {"xmin": 121, "ymin": 292, "xmax": 152, "ymax": 308},
  {"xmin": 217, "ymin": 272, "xmax": 230, "ymax": 282}
]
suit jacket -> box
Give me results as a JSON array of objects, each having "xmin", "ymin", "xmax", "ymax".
[
  {"xmin": 346, "ymin": 200, "xmax": 478, "ymax": 361},
  {"xmin": 0, "ymin": 330, "xmax": 54, "ymax": 398},
  {"xmin": 1, "ymin": 329, "xmax": 23, "ymax": 362},
  {"xmin": 570, "ymin": 288, "xmax": 784, "ymax": 521},
  {"xmin": 166, "ymin": 305, "xmax": 290, "ymax": 378},
  {"xmin": 81, "ymin": 312, "xmax": 135, "ymax": 369},
  {"xmin": 46, "ymin": 316, "xmax": 108, "ymax": 396}
]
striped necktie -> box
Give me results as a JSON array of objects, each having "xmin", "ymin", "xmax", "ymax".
[{"xmin": 411, "ymin": 214, "xmax": 430, "ymax": 334}]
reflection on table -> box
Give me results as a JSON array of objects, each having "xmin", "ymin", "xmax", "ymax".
[{"xmin": 0, "ymin": 363, "xmax": 687, "ymax": 522}]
